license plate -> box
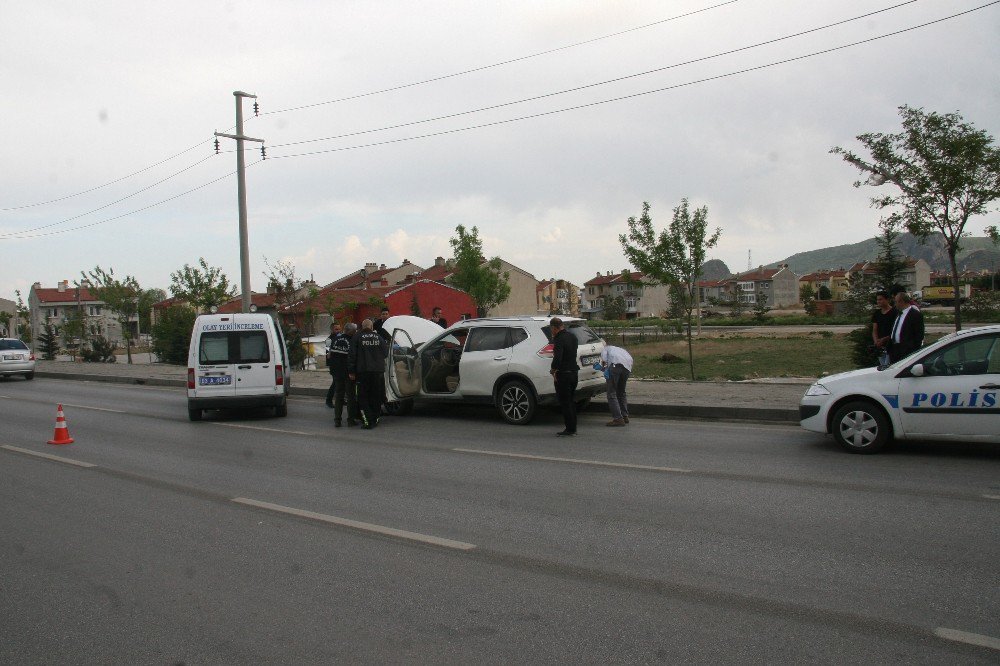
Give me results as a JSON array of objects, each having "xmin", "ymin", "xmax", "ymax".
[
  {"xmin": 2, "ymin": 354, "xmax": 22, "ymax": 361},
  {"xmin": 581, "ymin": 355, "xmax": 600, "ymax": 366},
  {"xmin": 199, "ymin": 375, "xmax": 232, "ymax": 386}
]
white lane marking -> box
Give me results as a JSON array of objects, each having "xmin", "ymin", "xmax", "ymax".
[
  {"xmin": 209, "ymin": 423, "xmax": 313, "ymax": 436},
  {"xmin": 934, "ymin": 627, "xmax": 1000, "ymax": 651},
  {"xmin": 982, "ymin": 494, "xmax": 1000, "ymax": 501},
  {"xmin": 1, "ymin": 445, "xmax": 96, "ymax": 468},
  {"xmin": 60, "ymin": 403, "xmax": 127, "ymax": 414},
  {"xmin": 454, "ymin": 448, "xmax": 692, "ymax": 474},
  {"xmin": 232, "ymin": 497, "xmax": 476, "ymax": 551}
]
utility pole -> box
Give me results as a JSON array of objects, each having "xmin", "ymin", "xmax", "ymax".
[{"xmin": 215, "ymin": 91, "xmax": 264, "ymax": 314}]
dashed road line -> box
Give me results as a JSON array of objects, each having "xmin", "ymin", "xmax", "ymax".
[
  {"xmin": 209, "ymin": 422, "xmax": 313, "ymax": 436},
  {"xmin": 232, "ymin": 497, "xmax": 477, "ymax": 551},
  {"xmin": 933, "ymin": 627, "xmax": 1000, "ymax": 651},
  {"xmin": 1, "ymin": 444, "xmax": 96, "ymax": 468},
  {"xmin": 60, "ymin": 403, "xmax": 127, "ymax": 414},
  {"xmin": 453, "ymin": 448, "xmax": 692, "ymax": 474},
  {"xmin": 982, "ymin": 494, "xmax": 1000, "ymax": 500}
]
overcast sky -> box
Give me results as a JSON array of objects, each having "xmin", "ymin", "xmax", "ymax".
[{"xmin": 2, "ymin": 0, "xmax": 998, "ymax": 301}]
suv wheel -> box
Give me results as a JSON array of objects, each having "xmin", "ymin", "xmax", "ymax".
[
  {"xmin": 24, "ymin": 372, "xmax": 34, "ymax": 380},
  {"xmin": 497, "ymin": 380, "xmax": 536, "ymax": 425},
  {"xmin": 831, "ymin": 400, "xmax": 890, "ymax": 454}
]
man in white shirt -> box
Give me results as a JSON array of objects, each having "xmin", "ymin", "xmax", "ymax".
[{"xmin": 600, "ymin": 344, "xmax": 633, "ymax": 426}]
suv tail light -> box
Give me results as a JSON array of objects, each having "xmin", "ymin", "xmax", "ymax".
[
  {"xmin": 537, "ymin": 343, "xmax": 554, "ymax": 358},
  {"xmin": 275, "ymin": 364, "xmax": 284, "ymax": 386},
  {"xmin": 187, "ymin": 368, "xmax": 195, "ymax": 389}
]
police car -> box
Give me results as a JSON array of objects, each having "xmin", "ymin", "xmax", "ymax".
[{"xmin": 800, "ymin": 324, "xmax": 1000, "ymax": 453}]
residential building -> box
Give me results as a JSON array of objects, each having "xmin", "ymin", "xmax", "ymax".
[
  {"xmin": 536, "ymin": 278, "xmax": 581, "ymax": 316},
  {"xmin": 582, "ymin": 270, "xmax": 671, "ymax": 319},
  {"xmin": 28, "ymin": 280, "xmax": 137, "ymax": 347},
  {"xmin": 728, "ymin": 265, "xmax": 799, "ymax": 308},
  {"xmin": 837, "ymin": 257, "xmax": 931, "ymax": 295},
  {"xmin": 414, "ymin": 256, "xmax": 541, "ymax": 317},
  {"xmin": 0, "ymin": 297, "xmax": 14, "ymax": 337},
  {"xmin": 325, "ymin": 260, "xmax": 423, "ymax": 290},
  {"xmin": 696, "ymin": 280, "xmax": 728, "ymax": 305},
  {"xmin": 798, "ymin": 269, "xmax": 849, "ymax": 300}
]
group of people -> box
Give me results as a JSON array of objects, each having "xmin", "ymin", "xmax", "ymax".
[
  {"xmin": 324, "ymin": 305, "xmax": 450, "ymax": 429},
  {"xmin": 871, "ymin": 289, "xmax": 925, "ymax": 366},
  {"xmin": 549, "ymin": 317, "xmax": 633, "ymax": 437}
]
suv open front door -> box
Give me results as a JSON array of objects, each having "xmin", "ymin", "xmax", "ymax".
[{"xmin": 387, "ymin": 328, "xmax": 422, "ymax": 400}]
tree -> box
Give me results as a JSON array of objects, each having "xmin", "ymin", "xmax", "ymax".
[
  {"xmin": 169, "ymin": 258, "xmax": 235, "ymax": 313},
  {"xmin": 448, "ymin": 225, "xmax": 511, "ymax": 317},
  {"xmin": 872, "ymin": 217, "xmax": 908, "ymax": 293},
  {"xmin": 14, "ymin": 290, "xmax": 30, "ymax": 342},
  {"xmin": 620, "ymin": 199, "xmax": 721, "ymax": 380},
  {"xmin": 409, "ymin": 292, "xmax": 422, "ymax": 317},
  {"xmin": 61, "ymin": 305, "xmax": 87, "ymax": 360},
  {"xmin": 151, "ymin": 304, "xmax": 197, "ymax": 365},
  {"xmin": 832, "ymin": 105, "xmax": 1000, "ymax": 330},
  {"xmin": 37, "ymin": 319, "xmax": 59, "ymax": 360},
  {"xmin": 603, "ymin": 296, "xmax": 627, "ymax": 320},
  {"xmin": 137, "ymin": 287, "xmax": 167, "ymax": 339},
  {"xmin": 751, "ymin": 289, "xmax": 770, "ymax": 323},
  {"xmin": 817, "ymin": 284, "xmax": 832, "ymax": 300},
  {"xmin": 0, "ymin": 310, "xmax": 11, "ymax": 338},
  {"xmin": 84, "ymin": 266, "xmax": 140, "ymax": 364}
]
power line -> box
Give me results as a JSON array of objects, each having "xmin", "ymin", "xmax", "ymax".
[
  {"xmin": 267, "ymin": 0, "xmax": 919, "ymax": 151},
  {"xmin": 0, "ymin": 154, "xmax": 219, "ymax": 237},
  {"xmin": 0, "ymin": 160, "xmax": 263, "ymax": 240},
  {"xmin": 0, "ymin": 136, "xmax": 219, "ymax": 212},
  {"xmin": 261, "ymin": 0, "xmax": 744, "ymax": 116},
  {"xmin": 268, "ymin": 2, "xmax": 999, "ymax": 162}
]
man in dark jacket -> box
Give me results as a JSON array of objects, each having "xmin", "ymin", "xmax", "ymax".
[
  {"xmin": 549, "ymin": 317, "xmax": 579, "ymax": 437},
  {"xmin": 348, "ymin": 319, "xmax": 389, "ymax": 429},
  {"xmin": 326, "ymin": 322, "xmax": 358, "ymax": 427},
  {"xmin": 888, "ymin": 291, "xmax": 925, "ymax": 363}
]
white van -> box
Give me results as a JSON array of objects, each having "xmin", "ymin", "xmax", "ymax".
[{"xmin": 186, "ymin": 313, "xmax": 290, "ymax": 421}]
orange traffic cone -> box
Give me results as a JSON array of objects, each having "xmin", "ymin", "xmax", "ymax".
[{"xmin": 47, "ymin": 404, "xmax": 75, "ymax": 445}]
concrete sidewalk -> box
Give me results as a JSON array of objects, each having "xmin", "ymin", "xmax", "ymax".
[{"xmin": 27, "ymin": 360, "xmax": 810, "ymax": 423}]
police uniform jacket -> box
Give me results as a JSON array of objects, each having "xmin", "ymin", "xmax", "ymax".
[
  {"xmin": 326, "ymin": 333, "xmax": 350, "ymax": 377},
  {"xmin": 551, "ymin": 329, "xmax": 579, "ymax": 373},
  {"xmin": 349, "ymin": 329, "xmax": 389, "ymax": 374}
]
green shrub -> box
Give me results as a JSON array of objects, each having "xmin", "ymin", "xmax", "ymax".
[{"xmin": 151, "ymin": 305, "xmax": 196, "ymax": 365}]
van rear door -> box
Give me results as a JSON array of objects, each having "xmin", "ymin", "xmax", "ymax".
[
  {"xmin": 231, "ymin": 315, "xmax": 276, "ymax": 396},
  {"xmin": 195, "ymin": 327, "xmax": 237, "ymax": 399}
]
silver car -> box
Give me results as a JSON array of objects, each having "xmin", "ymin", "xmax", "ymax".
[
  {"xmin": 383, "ymin": 315, "xmax": 606, "ymax": 424},
  {"xmin": 0, "ymin": 339, "xmax": 35, "ymax": 380}
]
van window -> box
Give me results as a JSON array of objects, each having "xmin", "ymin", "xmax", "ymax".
[{"xmin": 199, "ymin": 331, "xmax": 271, "ymax": 364}]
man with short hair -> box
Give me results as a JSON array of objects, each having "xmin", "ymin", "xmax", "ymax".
[
  {"xmin": 549, "ymin": 317, "xmax": 579, "ymax": 437},
  {"xmin": 429, "ymin": 306, "xmax": 447, "ymax": 328},
  {"xmin": 888, "ymin": 291, "xmax": 924, "ymax": 363},
  {"xmin": 870, "ymin": 291, "xmax": 897, "ymax": 367},
  {"xmin": 601, "ymin": 344, "xmax": 633, "ymax": 426},
  {"xmin": 348, "ymin": 319, "xmax": 389, "ymax": 429},
  {"xmin": 373, "ymin": 306, "xmax": 391, "ymax": 339},
  {"xmin": 324, "ymin": 322, "xmax": 344, "ymax": 408}
]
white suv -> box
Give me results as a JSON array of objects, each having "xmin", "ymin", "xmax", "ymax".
[{"xmin": 383, "ymin": 315, "xmax": 606, "ymax": 424}]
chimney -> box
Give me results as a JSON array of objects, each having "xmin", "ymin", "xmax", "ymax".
[
  {"xmin": 32, "ymin": 281, "xmax": 41, "ymax": 290},
  {"xmin": 365, "ymin": 262, "xmax": 378, "ymax": 273},
  {"xmin": 57, "ymin": 280, "xmax": 68, "ymax": 292},
  {"xmin": 606, "ymin": 271, "xmax": 611, "ymax": 277},
  {"xmin": 379, "ymin": 264, "xmax": 386, "ymax": 271},
  {"xmin": 446, "ymin": 258, "xmax": 456, "ymax": 269},
  {"xmin": 596, "ymin": 272, "xmax": 601, "ymax": 277},
  {"xmin": 402, "ymin": 258, "xmax": 410, "ymax": 265},
  {"xmin": 435, "ymin": 256, "xmax": 446, "ymax": 267}
]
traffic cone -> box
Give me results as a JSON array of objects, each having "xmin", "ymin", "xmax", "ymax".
[{"xmin": 47, "ymin": 404, "xmax": 75, "ymax": 445}]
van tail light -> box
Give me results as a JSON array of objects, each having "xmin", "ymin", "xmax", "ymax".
[
  {"xmin": 275, "ymin": 364, "xmax": 284, "ymax": 386},
  {"xmin": 187, "ymin": 368, "xmax": 195, "ymax": 389},
  {"xmin": 537, "ymin": 343, "xmax": 554, "ymax": 358}
]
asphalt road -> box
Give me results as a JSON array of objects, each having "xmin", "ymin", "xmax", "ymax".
[{"xmin": 1, "ymin": 377, "xmax": 998, "ymax": 664}]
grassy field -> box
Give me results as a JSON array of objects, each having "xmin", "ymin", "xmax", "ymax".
[{"xmin": 630, "ymin": 332, "xmax": 855, "ymax": 381}]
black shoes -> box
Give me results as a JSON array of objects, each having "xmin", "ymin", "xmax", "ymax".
[
  {"xmin": 347, "ymin": 419, "xmax": 358, "ymax": 427},
  {"xmin": 556, "ymin": 430, "xmax": 577, "ymax": 437},
  {"xmin": 334, "ymin": 420, "xmax": 342, "ymax": 428}
]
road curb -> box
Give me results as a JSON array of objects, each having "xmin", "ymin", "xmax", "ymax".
[{"xmin": 33, "ymin": 370, "xmax": 799, "ymax": 424}]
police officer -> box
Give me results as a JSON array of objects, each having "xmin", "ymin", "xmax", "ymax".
[
  {"xmin": 325, "ymin": 322, "xmax": 344, "ymax": 408},
  {"xmin": 327, "ymin": 322, "xmax": 360, "ymax": 427},
  {"xmin": 348, "ymin": 319, "xmax": 389, "ymax": 429},
  {"xmin": 549, "ymin": 317, "xmax": 579, "ymax": 437}
]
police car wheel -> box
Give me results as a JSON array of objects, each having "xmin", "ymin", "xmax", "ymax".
[
  {"xmin": 498, "ymin": 380, "xmax": 536, "ymax": 425},
  {"xmin": 831, "ymin": 400, "xmax": 890, "ymax": 454}
]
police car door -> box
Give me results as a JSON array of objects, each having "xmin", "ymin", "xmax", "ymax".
[{"xmin": 896, "ymin": 332, "xmax": 1000, "ymax": 440}]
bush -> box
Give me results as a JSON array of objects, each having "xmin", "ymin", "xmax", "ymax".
[
  {"xmin": 847, "ymin": 326, "xmax": 878, "ymax": 369},
  {"xmin": 962, "ymin": 291, "xmax": 1000, "ymax": 321},
  {"xmin": 151, "ymin": 305, "xmax": 197, "ymax": 365},
  {"xmin": 80, "ymin": 335, "xmax": 117, "ymax": 363}
]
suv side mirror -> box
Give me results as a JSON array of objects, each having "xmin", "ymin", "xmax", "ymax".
[{"xmin": 910, "ymin": 363, "xmax": 925, "ymax": 377}]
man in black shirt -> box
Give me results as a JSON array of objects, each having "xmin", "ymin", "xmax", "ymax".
[
  {"xmin": 429, "ymin": 306, "xmax": 447, "ymax": 328},
  {"xmin": 549, "ymin": 317, "xmax": 579, "ymax": 437},
  {"xmin": 348, "ymin": 319, "xmax": 389, "ymax": 429},
  {"xmin": 870, "ymin": 291, "xmax": 897, "ymax": 367}
]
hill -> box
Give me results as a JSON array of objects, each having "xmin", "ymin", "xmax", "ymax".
[
  {"xmin": 769, "ymin": 232, "xmax": 1000, "ymax": 274},
  {"xmin": 700, "ymin": 259, "xmax": 731, "ymax": 281}
]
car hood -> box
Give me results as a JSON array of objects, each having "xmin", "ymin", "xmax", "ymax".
[
  {"xmin": 815, "ymin": 365, "xmax": 896, "ymax": 390},
  {"xmin": 382, "ymin": 315, "xmax": 447, "ymax": 347}
]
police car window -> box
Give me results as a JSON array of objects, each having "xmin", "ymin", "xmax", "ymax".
[
  {"xmin": 924, "ymin": 335, "xmax": 998, "ymax": 376},
  {"xmin": 465, "ymin": 327, "xmax": 509, "ymax": 352},
  {"xmin": 237, "ymin": 331, "xmax": 270, "ymax": 363},
  {"xmin": 199, "ymin": 332, "xmax": 230, "ymax": 364}
]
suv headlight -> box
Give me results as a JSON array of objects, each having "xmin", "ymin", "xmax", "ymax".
[{"xmin": 805, "ymin": 383, "xmax": 830, "ymax": 397}]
